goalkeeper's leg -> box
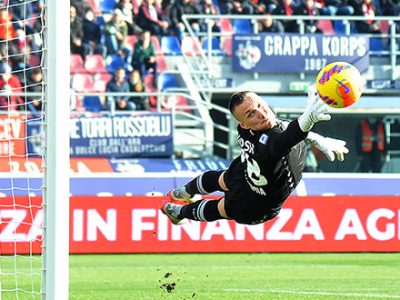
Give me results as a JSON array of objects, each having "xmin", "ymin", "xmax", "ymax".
[{"xmin": 168, "ymin": 170, "xmax": 227, "ymax": 203}]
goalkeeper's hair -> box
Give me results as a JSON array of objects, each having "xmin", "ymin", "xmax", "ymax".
[{"xmin": 228, "ymin": 91, "xmax": 252, "ymax": 114}]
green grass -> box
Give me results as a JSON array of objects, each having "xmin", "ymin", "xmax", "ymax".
[{"xmin": 2, "ymin": 253, "xmax": 400, "ymax": 299}]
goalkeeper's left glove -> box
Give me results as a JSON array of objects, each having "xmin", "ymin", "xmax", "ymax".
[{"xmin": 307, "ymin": 132, "xmax": 349, "ymax": 162}]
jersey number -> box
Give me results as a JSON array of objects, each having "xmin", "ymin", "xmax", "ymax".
[{"xmin": 241, "ymin": 152, "xmax": 267, "ymax": 186}]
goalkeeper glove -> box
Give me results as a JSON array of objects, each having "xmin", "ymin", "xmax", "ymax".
[
  {"xmin": 307, "ymin": 132, "xmax": 349, "ymax": 162},
  {"xmin": 298, "ymin": 86, "xmax": 331, "ymax": 132}
]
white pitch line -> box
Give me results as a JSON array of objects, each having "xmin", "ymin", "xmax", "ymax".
[{"xmin": 223, "ymin": 288, "xmax": 400, "ymax": 299}]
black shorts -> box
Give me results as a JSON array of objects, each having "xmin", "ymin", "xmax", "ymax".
[{"xmin": 223, "ymin": 189, "xmax": 285, "ymax": 225}]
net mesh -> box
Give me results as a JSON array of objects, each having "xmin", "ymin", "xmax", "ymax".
[{"xmin": 0, "ymin": 0, "xmax": 45, "ymax": 298}]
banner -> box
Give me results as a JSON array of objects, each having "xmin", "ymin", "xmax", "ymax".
[
  {"xmin": 27, "ymin": 113, "xmax": 174, "ymax": 158},
  {"xmin": 0, "ymin": 115, "xmax": 26, "ymax": 157},
  {"xmin": 232, "ymin": 33, "xmax": 369, "ymax": 73},
  {"xmin": 1, "ymin": 196, "xmax": 400, "ymax": 254}
]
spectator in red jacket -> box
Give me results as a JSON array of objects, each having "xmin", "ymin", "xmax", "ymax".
[{"xmin": 137, "ymin": 0, "xmax": 170, "ymax": 36}]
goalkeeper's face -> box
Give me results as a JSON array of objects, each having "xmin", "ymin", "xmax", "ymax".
[{"xmin": 233, "ymin": 93, "xmax": 278, "ymax": 131}]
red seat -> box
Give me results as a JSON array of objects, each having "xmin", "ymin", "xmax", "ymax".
[
  {"xmin": 156, "ymin": 55, "xmax": 167, "ymax": 73},
  {"xmin": 181, "ymin": 36, "xmax": 202, "ymax": 56},
  {"xmin": 151, "ymin": 35, "xmax": 162, "ymax": 55},
  {"xmin": 161, "ymin": 95, "xmax": 191, "ymax": 112},
  {"xmin": 84, "ymin": 54, "xmax": 108, "ymax": 73},
  {"xmin": 126, "ymin": 35, "xmax": 138, "ymax": 51},
  {"xmin": 93, "ymin": 73, "xmax": 113, "ymax": 92},
  {"xmin": 317, "ymin": 20, "xmax": 335, "ymax": 35},
  {"xmin": 70, "ymin": 54, "xmax": 86, "ymax": 73},
  {"xmin": 221, "ymin": 37, "xmax": 232, "ymax": 57},
  {"xmin": 72, "ymin": 73, "xmax": 94, "ymax": 92},
  {"xmin": 219, "ymin": 18, "xmax": 233, "ymax": 35}
]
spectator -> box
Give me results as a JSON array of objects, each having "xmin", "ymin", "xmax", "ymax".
[
  {"xmin": 0, "ymin": 64, "xmax": 23, "ymax": 111},
  {"xmin": 70, "ymin": 5, "xmax": 84, "ymax": 58},
  {"xmin": 104, "ymin": 9, "xmax": 129, "ymax": 56},
  {"xmin": 257, "ymin": 13, "xmax": 285, "ymax": 32},
  {"xmin": 71, "ymin": 0, "xmax": 94, "ymax": 18},
  {"xmin": 294, "ymin": 0, "xmax": 321, "ymax": 33},
  {"xmin": 273, "ymin": 0, "xmax": 299, "ymax": 32},
  {"xmin": 169, "ymin": 0, "xmax": 202, "ymax": 40},
  {"xmin": 199, "ymin": 0, "xmax": 221, "ymax": 32},
  {"xmin": 106, "ymin": 67, "xmax": 133, "ymax": 111},
  {"xmin": 354, "ymin": 0, "xmax": 382, "ymax": 33},
  {"xmin": 137, "ymin": 0, "xmax": 170, "ymax": 36},
  {"xmin": 261, "ymin": 0, "xmax": 280, "ymax": 14},
  {"xmin": 116, "ymin": 0, "xmax": 143, "ymax": 35},
  {"xmin": 83, "ymin": 7, "xmax": 107, "ymax": 57},
  {"xmin": 128, "ymin": 69, "xmax": 147, "ymax": 110},
  {"xmin": 9, "ymin": 0, "xmax": 33, "ymax": 34},
  {"xmin": 230, "ymin": 0, "xmax": 255, "ymax": 14},
  {"xmin": 380, "ymin": 0, "xmax": 399, "ymax": 16},
  {"xmin": 131, "ymin": 30, "xmax": 158, "ymax": 87},
  {"xmin": 25, "ymin": 68, "xmax": 43, "ymax": 113},
  {"xmin": 0, "ymin": 5, "xmax": 16, "ymax": 41}
]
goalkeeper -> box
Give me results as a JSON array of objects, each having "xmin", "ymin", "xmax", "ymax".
[{"xmin": 161, "ymin": 86, "xmax": 349, "ymax": 225}]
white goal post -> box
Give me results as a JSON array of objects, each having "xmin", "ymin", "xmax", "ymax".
[{"xmin": 44, "ymin": 0, "xmax": 70, "ymax": 299}]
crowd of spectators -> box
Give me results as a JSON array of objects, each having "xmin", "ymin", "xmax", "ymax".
[{"xmin": 0, "ymin": 0, "xmax": 399, "ymax": 113}]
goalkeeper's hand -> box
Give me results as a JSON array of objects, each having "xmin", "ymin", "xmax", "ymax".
[
  {"xmin": 298, "ymin": 86, "xmax": 331, "ymax": 132},
  {"xmin": 314, "ymin": 136, "xmax": 349, "ymax": 162}
]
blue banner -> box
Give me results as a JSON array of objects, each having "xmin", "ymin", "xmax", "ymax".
[
  {"xmin": 27, "ymin": 114, "xmax": 174, "ymax": 158},
  {"xmin": 232, "ymin": 33, "xmax": 369, "ymax": 73}
]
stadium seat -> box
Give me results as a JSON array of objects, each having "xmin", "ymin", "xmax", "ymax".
[
  {"xmin": 219, "ymin": 18, "xmax": 233, "ymax": 35},
  {"xmin": 160, "ymin": 36, "xmax": 182, "ymax": 55},
  {"xmin": 106, "ymin": 55, "xmax": 126, "ymax": 73},
  {"xmin": 151, "ymin": 35, "xmax": 162, "ymax": 55},
  {"xmin": 159, "ymin": 73, "xmax": 180, "ymax": 91},
  {"xmin": 83, "ymin": 96, "xmax": 104, "ymax": 112},
  {"xmin": 317, "ymin": 20, "xmax": 335, "ymax": 35},
  {"xmin": 156, "ymin": 55, "xmax": 167, "ymax": 73},
  {"xmin": 84, "ymin": 54, "xmax": 108, "ymax": 74},
  {"xmin": 93, "ymin": 73, "xmax": 113, "ymax": 92},
  {"xmin": 126, "ymin": 35, "xmax": 138, "ymax": 51},
  {"xmin": 181, "ymin": 36, "xmax": 202, "ymax": 56},
  {"xmin": 221, "ymin": 37, "xmax": 232, "ymax": 57},
  {"xmin": 232, "ymin": 19, "xmax": 253, "ymax": 34},
  {"xmin": 202, "ymin": 37, "xmax": 225, "ymax": 56},
  {"xmin": 370, "ymin": 38, "xmax": 385, "ymax": 52},
  {"xmin": 99, "ymin": 0, "xmax": 116, "ymax": 13},
  {"xmin": 70, "ymin": 54, "xmax": 86, "ymax": 73},
  {"xmin": 333, "ymin": 20, "xmax": 347, "ymax": 34},
  {"xmin": 86, "ymin": 0, "xmax": 101, "ymax": 14},
  {"xmin": 161, "ymin": 95, "xmax": 191, "ymax": 112},
  {"xmin": 72, "ymin": 73, "xmax": 94, "ymax": 92}
]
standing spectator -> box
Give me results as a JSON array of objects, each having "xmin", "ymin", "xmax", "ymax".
[
  {"xmin": 116, "ymin": 0, "xmax": 143, "ymax": 35},
  {"xmin": 355, "ymin": 117, "xmax": 387, "ymax": 173},
  {"xmin": 106, "ymin": 67, "xmax": 133, "ymax": 111},
  {"xmin": 70, "ymin": 5, "xmax": 84, "ymax": 58},
  {"xmin": 137, "ymin": 0, "xmax": 170, "ymax": 36},
  {"xmin": 0, "ymin": 64, "xmax": 23, "ymax": 111},
  {"xmin": 104, "ymin": 9, "xmax": 129, "ymax": 56},
  {"xmin": 83, "ymin": 7, "xmax": 107, "ymax": 57},
  {"xmin": 273, "ymin": 0, "xmax": 300, "ymax": 32},
  {"xmin": 294, "ymin": 0, "xmax": 321, "ymax": 33},
  {"xmin": 25, "ymin": 68, "xmax": 43, "ymax": 113},
  {"xmin": 131, "ymin": 30, "xmax": 158, "ymax": 87},
  {"xmin": 169, "ymin": 0, "xmax": 202, "ymax": 40},
  {"xmin": 354, "ymin": 0, "xmax": 381, "ymax": 33},
  {"xmin": 128, "ymin": 69, "xmax": 147, "ymax": 110},
  {"xmin": 257, "ymin": 13, "xmax": 285, "ymax": 32}
]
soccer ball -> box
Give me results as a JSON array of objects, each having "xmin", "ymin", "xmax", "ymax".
[{"xmin": 316, "ymin": 62, "xmax": 364, "ymax": 108}]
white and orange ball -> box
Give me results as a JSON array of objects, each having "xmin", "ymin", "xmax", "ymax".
[{"xmin": 316, "ymin": 62, "xmax": 364, "ymax": 108}]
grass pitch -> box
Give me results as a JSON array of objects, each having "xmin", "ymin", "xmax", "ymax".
[
  {"xmin": 68, "ymin": 253, "xmax": 400, "ymax": 300},
  {"xmin": 1, "ymin": 253, "xmax": 400, "ymax": 299}
]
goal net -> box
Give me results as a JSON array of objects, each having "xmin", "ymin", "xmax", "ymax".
[{"xmin": 0, "ymin": 0, "xmax": 70, "ymax": 299}]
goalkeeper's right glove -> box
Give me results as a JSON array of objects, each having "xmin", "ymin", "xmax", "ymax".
[{"xmin": 298, "ymin": 86, "xmax": 331, "ymax": 132}]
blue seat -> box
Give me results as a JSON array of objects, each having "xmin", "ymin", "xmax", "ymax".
[
  {"xmin": 333, "ymin": 20, "xmax": 347, "ymax": 34},
  {"xmin": 99, "ymin": 0, "xmax": 116, "ymax": 13},
  {"xmin": 159, "ymin": 73, "xmax": 180, "ymax": 91},
  {"xmin": 232, "ymin": 19, "xmax": 252, "ymax": 34},
  {"xmin": 160, "ymin": 36, "xmax": 182, "ymax": 55},
  {"xmin": 83, "ymin": 96, "xmax": 103, "ymax": 112},
  {"xmin": 202, "ymin": 37, "xmax": 225, "ymax": 56},
  {"xmin": 106, "ymin": 55, "xmax": 126, "ymax": 73},
  {"xmin": 370, "ymin": 38, "xmax": 384, "ymax": 51}
]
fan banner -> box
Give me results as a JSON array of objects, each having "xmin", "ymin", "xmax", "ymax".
[
  {"xmin": 232, "ymin": 33, "xmax": 370, "ymax": 73},
  {"xmin": 1, "ymin": 196, "xmax": 399, "ymax": 254},
  {"xmin": 0, "ymin": 115, "xmax": 26, "ymax": 157},
  {"xmin": 26, "ymin": 113, "xmax": 174, "ymax": 158}
]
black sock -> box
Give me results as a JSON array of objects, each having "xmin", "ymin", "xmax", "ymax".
[
  {"xmin": 185, "ymin": 170, "xmax": 224, "ymax": 196},
  {"xmin": 179, "ymin": 199, "xmax": 223, "ymax": 222}
]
